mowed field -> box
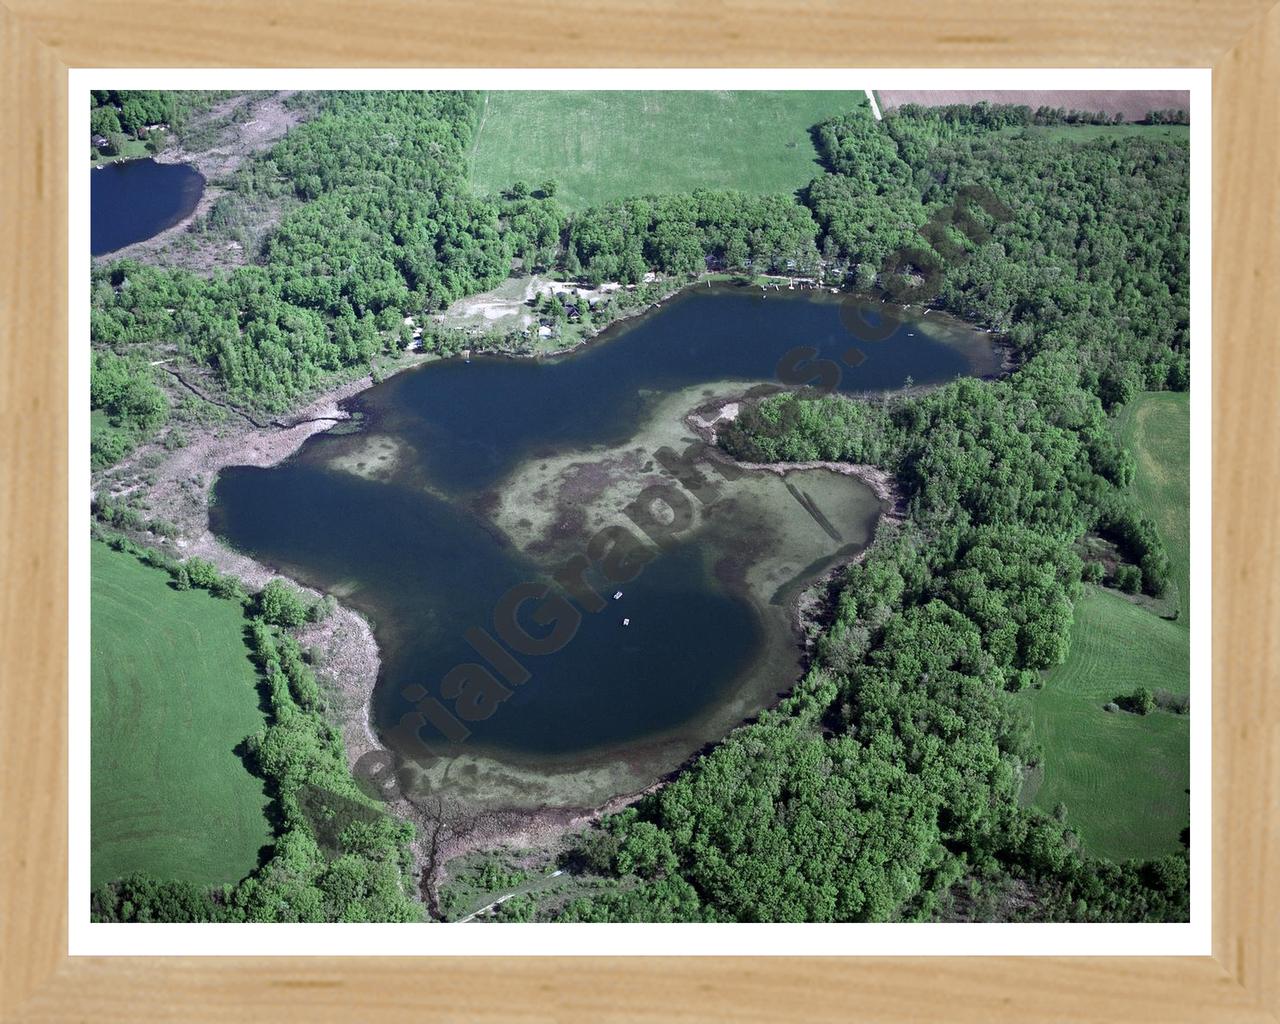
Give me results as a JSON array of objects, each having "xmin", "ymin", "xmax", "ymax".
[
  {"xmin": 1027, "ymin": 392, "xmax": 1191, "ymax": 862},
  {"xmin": 92, "ymin": 542, "xmax": 274, "ymax": 887},
  {"xmin": 468, "ymin": 91, "xmax": 870, "ymax": 211},
  {"xmin": 1113, "ymin": 392, "xmax": 1192, "ymax": 612}
]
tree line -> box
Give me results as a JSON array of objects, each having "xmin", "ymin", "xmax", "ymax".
[{"xmin": 90, "ymin": 533, "xmax": 421, "ymax": 923}]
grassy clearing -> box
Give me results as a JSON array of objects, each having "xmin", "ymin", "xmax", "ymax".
[
  {"xmin": 90, "ymin": 407, "xmax": 136, "ymax": 467},
  {"xmin": 1027, "ymin": 391, "xmax": 1190, "ymax": 862},
  {"xmin": 90, "ymin": 140, "xmax": 152, "ymax": 165},
  {"xmin": 91, "ymin": 542, "xmax": 274, "ymax": 887},
  {"xmin": 1113, "ymin": 391, "xmax": 1191, "ymax": 615},
  {"xmin": 469, "ymin": 90, "xmax": 869, "ymax": 210},
  {"xmin": 439, "ymin": 844, "xmax": 622, "ymax": 922},
  {"xmin": 1027, "ymin": 590, "xmax": 1189, "ymax": 861}
]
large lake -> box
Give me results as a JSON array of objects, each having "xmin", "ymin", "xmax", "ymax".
[
  {"xmin": 91, "ymin": 158, "xmax": 204, "ymax": 256},
  {"xmin": 210, "ymin": 285, "xmax": 1001, "ymax": 807}
]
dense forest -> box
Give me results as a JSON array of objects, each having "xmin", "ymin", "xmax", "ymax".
[
  {"xmin": 90, "ymin": 351, "xmax": 168, "ymax": 468},
  {"xmin": 91, "ymin": 92, "xmax": 1190, "ymax": 923},
  {"xmin": 565, "ymin": 190, "xmax": 821, "ymax": 282},
  {"xmin": 806, "ymin": 101, "xmax": 1189, "ymax": 400}
]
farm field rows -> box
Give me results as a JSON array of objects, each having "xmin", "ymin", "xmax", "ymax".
[
  {"xmin": 91, "ymin": 542, "xmax": 274, "ymax": 888},
  {"xmin": 1026, "ymin": 392, "xmax": 1191, "ymax": 862},
  {"xmin": 468, "ymin": 90, "xmax": 870, "ymax": 210}
]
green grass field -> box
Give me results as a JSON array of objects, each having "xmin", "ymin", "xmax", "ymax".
[
  {"xmin": 91, "ymin": 542, "xmax": 274, "ymax": 888},
  {"xmin": 468, "ymin": 91, "xmax": 870, "ymax": 211},
  {"xmin": 1027, "ymin": 591, "xmax": 1189, "ymax": 861},
  {"xmin": 1027, "ymin": 391, "xmax": 1191, "ymax": 862},
  {"xmin": 90, "ymin": 139, "xmax": 152, "ymax": 165},
  {"xmin": 1113, "ymin": 391, "xmax": 1191, "ymax": 615}
]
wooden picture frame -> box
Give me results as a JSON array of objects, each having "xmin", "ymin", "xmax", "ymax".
[{"xmin": 2, "ymin": 2, "xmax": 1276, "ymax": 1019}]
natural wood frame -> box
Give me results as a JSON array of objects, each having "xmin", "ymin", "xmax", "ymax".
[{"xmin": 2, "ymin": 2, "xmax": 1277, "ymax": 1019}]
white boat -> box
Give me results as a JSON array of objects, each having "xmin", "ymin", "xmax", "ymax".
[
  {"xmin": 613, "ymin": 591, "xmax": 623, "ymax": 600},
  {"xmin": 622, "ymin": 618, "xmax": 630, "ymax": 627}
]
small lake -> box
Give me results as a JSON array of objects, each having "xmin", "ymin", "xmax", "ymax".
[
  {"xmin": 210, "ymin": 285, "xmax": 1001, "ymax": 807},
  {"xmin": 91, "ymin": 159, "xmax": 204, "ymax": 256}
]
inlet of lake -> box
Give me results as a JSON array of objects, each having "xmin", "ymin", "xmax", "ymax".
[
  {"xmin": 210, "ymin": 285, "xmax": 1002, "ymax": 808},
  {"xmin": 91, "ymin": 158, "xmax": 205, "ymax": 256}
]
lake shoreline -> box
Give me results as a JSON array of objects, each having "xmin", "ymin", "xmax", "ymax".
[
  {"xmin": 91, "ymin": 174, "xmax": 219, "ymax": 264},
  {"xmin": 93, "ymin": 278, "xmax": 965, "ymax": 913},
  {"xmin": 684, "ymin": 391, "xmax": 907, "ymax": 516},
  {"xmin": 89, "ymin": 274, "xmax": 754, "ymax": 907},
  {"xmin": 90, "ymin": 159, "xmax": 207, "ymax": 258}
]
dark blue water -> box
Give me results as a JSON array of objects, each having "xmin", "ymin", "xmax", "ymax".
[
  {"xmin": 91, "ymin": 159, "xmax": 204, "ymax": 256},
  {"xmin": 357, "ymin": 285, "xmax": 983, "ymax": 493},
  {"xmin": 214, "ymin": 458, "xmax": 755, "ymax": 758},
  {"xmin": 210, "ymin": 286, "xmax": 994, "ymax": 768}
]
